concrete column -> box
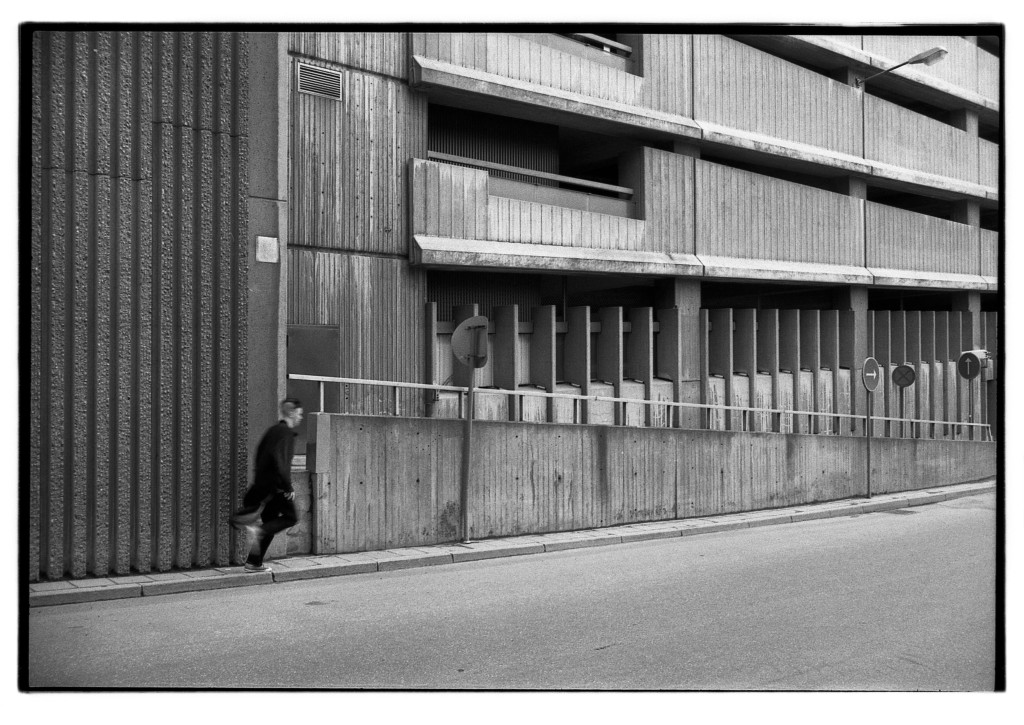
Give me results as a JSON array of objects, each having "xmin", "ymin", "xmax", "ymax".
[
  {"xmin": 836, "ymin": 286, "xmax": 869, "ymax": 433},
  {"xmin": 949, "ymin": 108, "xmax": 980, "ymax": 136},
  {"xmin": 656, "ymin": 278, "xmax": 701, "ymax": 381},
  {"xmin": 247, "ymin": 33, "xmax": 293, "ymax": 559},
  {"xmin": 618, "ymin": 147, "xmax": 645, "ymax": 215},
  {"xmin": 834, "ymin": 177, "xmax": 868, "ymax": 199},
  {"xmin": 832, "ymin": 67, "xmax": 860, "ymax": 86},
  {"xmin": 952, "ymin": 292, "xmax": 981, "ymax": 348},
  {"xmin": 952, "ymin": 201, "xmax": 981, "ymax": 227},
  {"xmin": 672, "ymin": 140, "xmax": 701, "ymax": 158},
  {"xmin": 248, "ymin": 32, "xmax": 290, "ymax": 453}
]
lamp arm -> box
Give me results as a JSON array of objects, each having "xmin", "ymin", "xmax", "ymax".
[{"xmin": 856, "ymin": 58, "xmax": 913, "ymax": 87}]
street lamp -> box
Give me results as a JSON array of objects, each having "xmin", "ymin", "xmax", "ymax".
[{"xmin": 854, "ymin": 46, "xmax": 948, "ymax": 87}]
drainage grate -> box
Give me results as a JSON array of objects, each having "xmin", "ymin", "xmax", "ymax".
[
  {"xmin": 297, "ymin": 63, "xmax": 342, "ymax": 100},
  {"xmin": 881, "ymin": 509, "xmax": 919, "ymax": 515}
]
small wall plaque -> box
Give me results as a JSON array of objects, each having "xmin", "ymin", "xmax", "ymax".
[{"xmin": 256, "ymin": 236, "xmax": 279, "ymax": 263}]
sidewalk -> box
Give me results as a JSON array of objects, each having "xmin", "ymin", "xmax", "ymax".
[{"xmin": 28, "ymin": 479, "xmax": 996, "ymax": 607}]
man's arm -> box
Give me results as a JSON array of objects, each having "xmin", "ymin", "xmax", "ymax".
[{"xmin": 271, "ymin": 429, "xmax": 295, "ymax": 494}]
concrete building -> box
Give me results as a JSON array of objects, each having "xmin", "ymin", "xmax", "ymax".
[{"xmin": 26, "ymin": 29, "xmax": 1000, "ymax": 580}]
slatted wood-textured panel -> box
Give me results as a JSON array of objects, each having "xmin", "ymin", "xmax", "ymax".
[
  {"xmin": 866, "ymin": 203, "xmax": 979, "ymax": 276},
  {"xmin": 642, "ymin": 148, "xmax": 694, "ymax": 254},
  {"xmin": 488, "ymin": 196, "xmax": 645, "ymax": 250},
  {"xmin": 411, "ymin": 32, "xmax": 643, "ymax": 106},
  {"xmin": 290, "ymin": 61, "xmax": 427, "ymax": 253},
  {"xmin": 29, "ymin": 30, "xmax": 250, "ymax": 580},
  {"xmin": 311, "ymin": 414, "xmax": 994, "ymax": 552},
  {"xmin": 639, "ymin": 34, "xmax": 692, "ymax": 116},
  {"xmin": 288, "ymin": 32, "xmax": 407, "ymax": 80},
  {"xmin": 693, "ymin": 35, "xmax": 862, "ymax": 156},
  {"xmin": 977, "ymin": 45, "xmax": 1000, "ymax": 102},
  {"xmin": 865, "ymin": 95, "xmax": 978, "ymax": 184},
  {"xmin": 979, "ymin": 138, "xmax": 999, "ymax": 189},
  {"xmin": 410, "ymin": 159, "xmax": 488, "ymax": 238},
  {"xmin": 695, "ymin": 160, "xmax": 863, "ymax": 265},
  {"xmin": 861, "ymin": 35, "xmax": 983, "ymax": 97},
  {"xmin": 287, "ymin": 249, "xmax": 427, "ymax": 416},
  {"xmin": 980, "ymin": 229, "xmax": 998, "ymax": 280}
]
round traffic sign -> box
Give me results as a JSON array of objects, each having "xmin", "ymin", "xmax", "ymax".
[
  {"xmin": 892, "ymin": 363, "xmax": 916, "ymax": 389},
  {"xmin": 451, "ymin": 315, "xmax": 489, "ymax": 369},
  {"xmin": 862, "ymin": 357, "xmax": 881, "ymax": 392},
  {"xmin": 957, "ymin": 350, "xmax": 984, "ymax": 380}
]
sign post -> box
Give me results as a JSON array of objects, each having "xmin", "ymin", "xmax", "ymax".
[
  {"xmin": 861, "ymin": 357, "xmax": 880, "ymax": 498},
  {"xmin": 957, "ymin": 350, "xmax": 987, "ymax": 441},
  {"xmin": 451, "ymin": 316, "xmax": 489, "ymax": 543}
]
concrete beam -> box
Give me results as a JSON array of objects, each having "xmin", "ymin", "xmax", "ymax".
[{"xmin": 413, "ymin": 235, "xmax": 703, "ymax": 278}]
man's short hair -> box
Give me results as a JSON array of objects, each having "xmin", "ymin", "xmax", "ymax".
[{"xmin": 280, "ymin": 397, "xmax": 303, "ymax": 417}]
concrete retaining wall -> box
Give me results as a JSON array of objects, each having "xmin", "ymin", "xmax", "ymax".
[{"xmin": 300, "ymin": 413, "xmax": 995, "ymax": 555}]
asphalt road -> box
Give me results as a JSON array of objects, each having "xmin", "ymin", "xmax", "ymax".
[{"xmin": 28, "ymin": 492, "xmax": 996, "ymax": 690}]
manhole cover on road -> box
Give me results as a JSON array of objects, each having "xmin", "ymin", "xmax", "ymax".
[{"xmin": 881, "ymin": 509, "xmax": 918, "ymax": 515}]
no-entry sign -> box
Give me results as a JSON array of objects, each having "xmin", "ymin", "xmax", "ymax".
[
  {"xmin": 892, "ymin": 363, "xmax": 916, "ymax": 389},
  {"xmin": 862, "ymin": 357, "xmax": 881, "ymax": 392}
]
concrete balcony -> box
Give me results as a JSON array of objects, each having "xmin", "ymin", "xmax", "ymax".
[
  {"xmin": 693, "ymin": 35, "xmax": 864, "ymax": 162},
  {"xmin": 980, "ymin": 229, "xmax": 998, "ymax": 290},
  {"xmin": 410, "ymin": 153, "xmax": 993, "ymax": 292},
  {"xmin": 866, "ymin": 203, "xmax": 989, "ymax": 290},
  {"xmin": 411, "ymin": 33, "xmax": 999, "ymax": 206},
  {"xmin": 408, "ymin": 32, "xmax": 701, "ymax": 142},
  {"xmin": 860, "ymin": 34, "xmax": 999, "ymax": 105},
  {"xmin": 864, "ymin": 94, "xmax": 993, "ymax": 199},
  {"xmin": 409, "ymin": 151, "xmax": 701, "ymax": 277},
  {"xmin": 693, "ymin": 160, "xmax": 871, "ymax": 285}
]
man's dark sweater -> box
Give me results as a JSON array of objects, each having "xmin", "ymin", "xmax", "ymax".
[{"xmin": 251, "ymin": 420, "xmax": 298, "ymax": 496}]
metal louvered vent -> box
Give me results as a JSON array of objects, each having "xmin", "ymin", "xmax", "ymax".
[{"xmin": 297, "ymin": 63, "xmax": 342, "ymax": 100}]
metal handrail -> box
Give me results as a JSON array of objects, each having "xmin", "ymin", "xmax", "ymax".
[
  {"xmin": 288, "ymin": 374, "xmax": 992, "ymax": 438},
  {"xmin": 426, "ymin": 151, "xmax": 634, "ymax": 197},
  {"xmin": 567, "ymin": 33, "xmax": 633, "ymax": 55}
]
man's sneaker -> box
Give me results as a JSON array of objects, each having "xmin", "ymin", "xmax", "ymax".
[{"xmin": 244, "ymin": 563, "xmax": 270, "ymax": 573}]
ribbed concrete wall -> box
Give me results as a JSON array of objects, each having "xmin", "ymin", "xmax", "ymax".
[
  {"xmin": 977, "ymin": 45, "xmax": 1000, "ymax": 102},
  {"xmin": 981, "ymin": 230, "xmax": 998, "ymax": 279},
  {"xmin": 979, "ymin": 139, "xmax": 999, "ymax": 189},
  {"xmin": 308, "ymin": 414, "xmax": 995, "ymax": 552},
  {"xmin": 411, "ymin": 32, "xmax": 643, "ymax": 106},
  {"xmin": 638, "ymin": 34, "xmax": 692, "ymax": 116},
  {"xmin": 289, "ymin": 61, "xmax": 427, "ymax": 254},
  {"xmin": 865, "ymin": 95, "xmax": 978, "ymax": 183},
  {"xmin": 693, "ymin": 35, "xmax": 862, "ymax": 157},
  {"xmin": 288, "ymin": 32, "xmax": 408, "ymax": 80},
  {"xmin": 410, "ymin": 159, "xmax": 489, "ymax": 239},
  {"xmin": 695, "ymin": 160, "xmax": 863, "ymax": 266},
  {"xmin": 861, "ymin": 35, "xmax": 988, "ymax": 98},
  {"xmin": 866, "ymin": 203, "xmax": 978, "ymax": 276},
  {"xmin": 287, "ymin": 249, "xmax": 427, "ymax": 416},
  {"xmin": 29, "ymin": 30, "xmax": 251, "ymax": 580}
]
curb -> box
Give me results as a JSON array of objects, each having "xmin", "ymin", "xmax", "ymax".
[{"xmin": 29, "ymin": 480, "xmax": 995, "ymax": 607}]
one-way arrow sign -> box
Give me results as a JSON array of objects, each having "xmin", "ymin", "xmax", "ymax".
[{"xmin": 862, "ymin": 357, "xmax": 881, "ymax": 392}]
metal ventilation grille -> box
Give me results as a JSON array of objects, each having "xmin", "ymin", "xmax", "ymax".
[{"xmin": 297, "ymin": 63, "xmax": 342, "ymax": 100}]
